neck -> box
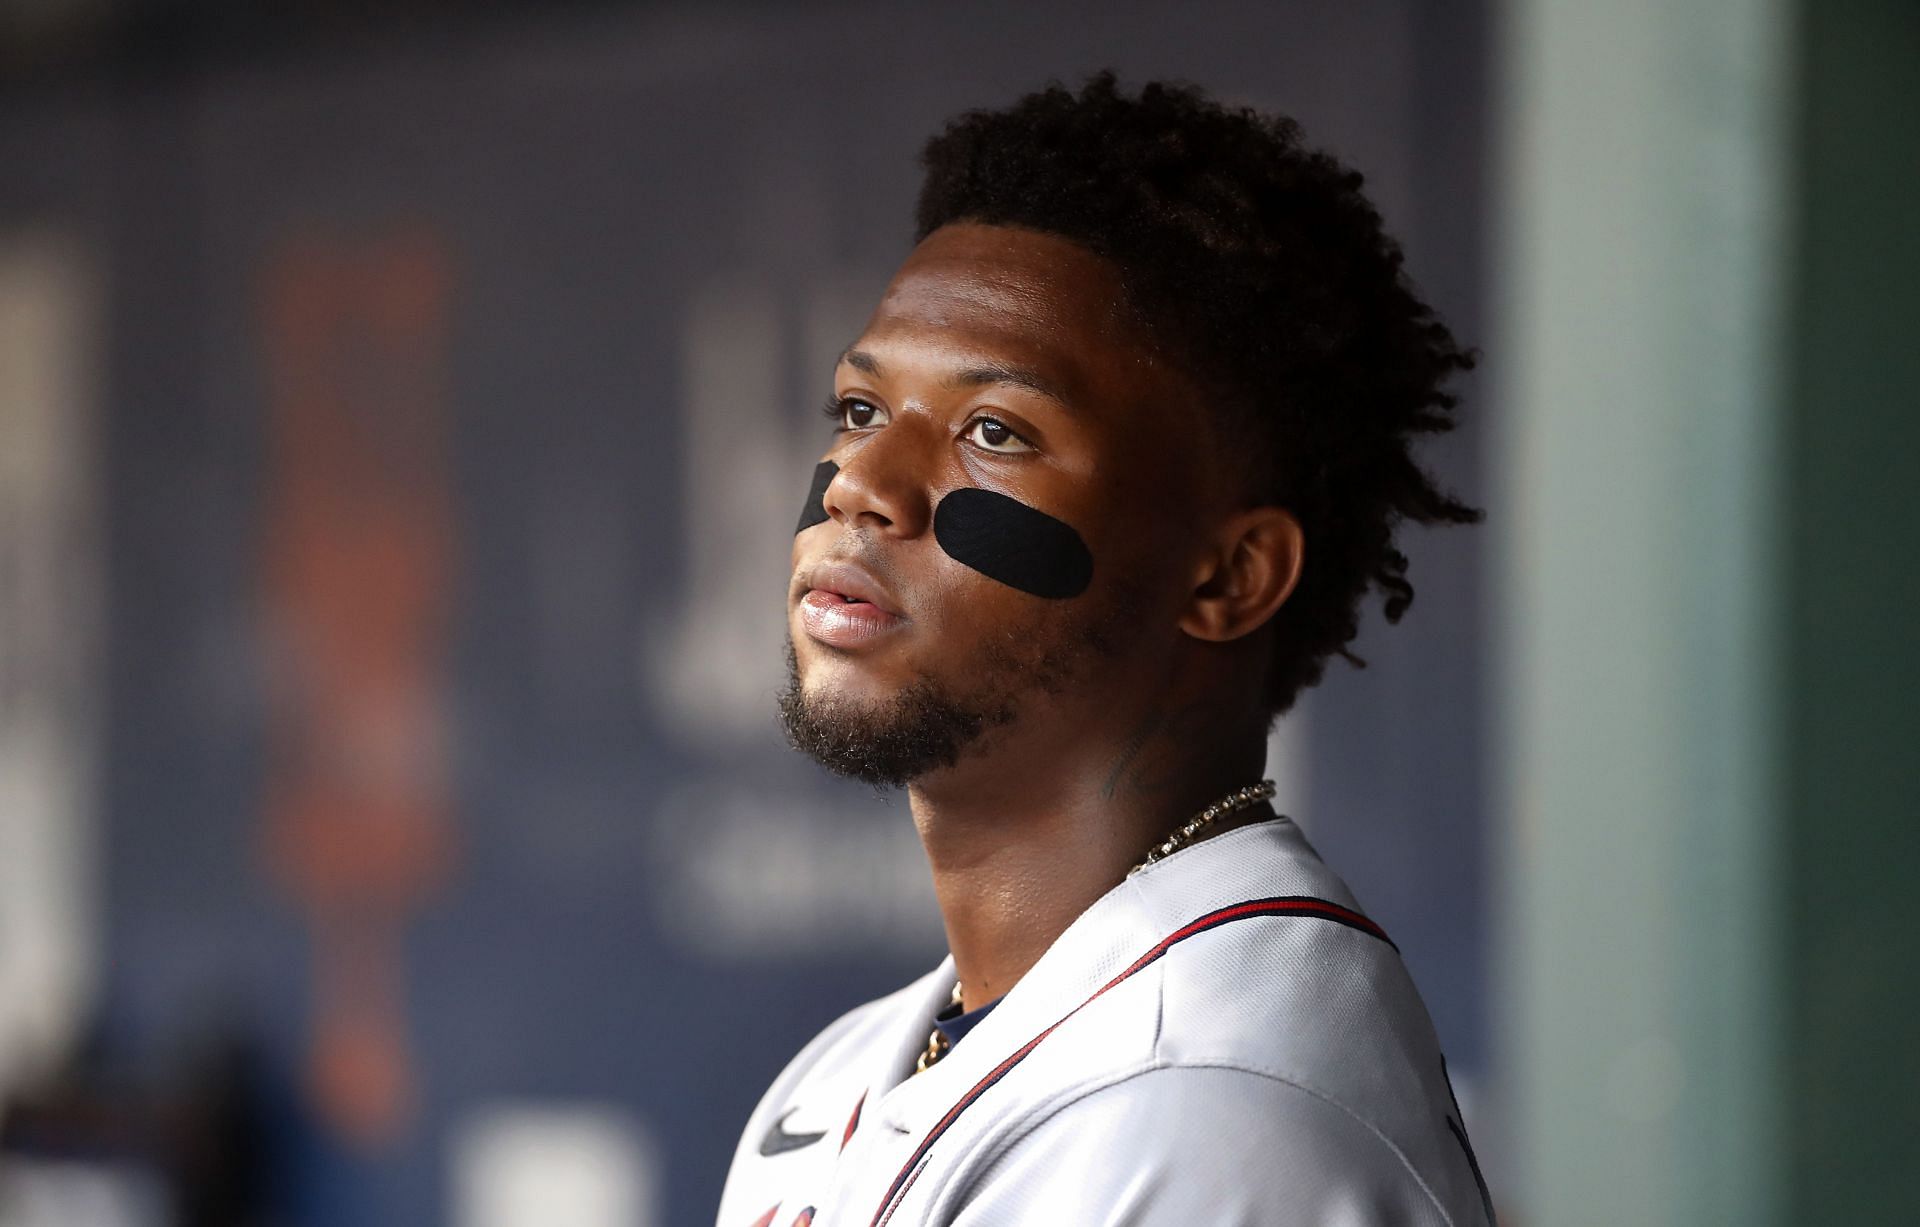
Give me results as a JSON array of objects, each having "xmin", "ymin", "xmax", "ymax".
[{"xmin": 908, "ymin": 674, "xmax": 1268, "ymax": 1011}]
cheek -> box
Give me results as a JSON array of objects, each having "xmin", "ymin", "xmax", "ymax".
[{"xmin": 932, "ymin": 487, "xmax": 1094, "ymax": 600}]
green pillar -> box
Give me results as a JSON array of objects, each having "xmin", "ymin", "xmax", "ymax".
[{"xmin": 1494, "ymin": 0, "xmax": 1790, "ymax": 1221}]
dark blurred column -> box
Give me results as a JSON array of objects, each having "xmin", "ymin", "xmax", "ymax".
[{"xmin": 1780, "ymin": 0, "xmax": 1920, "ymax": 1220}]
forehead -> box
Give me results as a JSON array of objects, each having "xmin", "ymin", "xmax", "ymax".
[{"xmin": 854, "ymin": 223, "xmax": 1154, "ymax": 397}]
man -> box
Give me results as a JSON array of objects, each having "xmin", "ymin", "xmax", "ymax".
[{"xmin": 717, "ymin": 74, "xmax": 1491, "ymax": 1226}]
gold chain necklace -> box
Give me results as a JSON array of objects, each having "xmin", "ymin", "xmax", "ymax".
[
  {"xmin": 1129, "ymin": 779, "xmax": 1276, "ymax": 876},
  {"xmin": 913, "ymin": 779, "xmax": 1277, "ymax": 1075},
  {"xmin": 914, "ymin": 980, "xmax": 965, "ymax": 1074}
]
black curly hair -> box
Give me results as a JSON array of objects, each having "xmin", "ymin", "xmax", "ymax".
[{"xmin": 915, "ymin": 72, "xmax": 1482, "ymax": 720}]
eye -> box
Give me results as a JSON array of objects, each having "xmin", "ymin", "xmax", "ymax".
[
  {"xmin": 963, "ymin": 416, "xmax": 1034, "ymax": 454},
  {"xmin": 823, "ymin": 394, "xmax": 888, "ymax": 432}
]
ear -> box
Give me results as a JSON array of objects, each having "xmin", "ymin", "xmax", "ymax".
[{"xmin": 1177, "ymin": 506, "xmax": 1305, "ymax": 643}]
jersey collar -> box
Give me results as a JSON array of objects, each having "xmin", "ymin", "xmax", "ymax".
[{"xmin": 872, "ymin": 814, "xmax": 1350, "ymax": 1137}]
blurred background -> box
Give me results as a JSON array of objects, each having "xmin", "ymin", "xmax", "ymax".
[{"xmin": 0, "ymin": 1, "xmax": 1911, "ymax": 1224}]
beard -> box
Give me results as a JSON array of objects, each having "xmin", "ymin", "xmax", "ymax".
[
  {"xmin": 777, "ymin": 584, "xmax": 1141, "ymax": 789},
  {"xmin": 776, "ymin": 642, "xmax": 1011, "ymax": 789}
]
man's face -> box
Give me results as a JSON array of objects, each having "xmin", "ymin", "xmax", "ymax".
[{"xmin": 781, "ymin": 222, "xmax": 1214, "ymax": 787}]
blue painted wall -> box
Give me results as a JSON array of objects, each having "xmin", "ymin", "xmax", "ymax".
[{"xmin": 0, "ymin": 4, "xmax": 1490, "ymax": 1222}]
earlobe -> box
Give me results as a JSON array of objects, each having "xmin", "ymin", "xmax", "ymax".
[{"xmin": 1177, "ymin": 507, "xmax": 1305, "ymax": 643}]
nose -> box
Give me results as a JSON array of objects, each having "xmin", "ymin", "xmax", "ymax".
[{"xmin": 822, "ymin": 420, "xmax": 936, "ymax": 537}]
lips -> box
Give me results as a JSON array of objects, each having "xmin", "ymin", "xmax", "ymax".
[{"xmin": 796, "ymin": 560, "xmax": 907, "ymax": 649}]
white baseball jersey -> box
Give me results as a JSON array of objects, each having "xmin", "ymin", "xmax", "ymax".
[{"xmin": 716, "ymin": 815, "xmax": 1493, "ymax": 1226}]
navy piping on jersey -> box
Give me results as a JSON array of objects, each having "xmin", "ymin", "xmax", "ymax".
[{"xmin": 869, "ymin": 895, "xmax": 1396, "ymax": 1227}]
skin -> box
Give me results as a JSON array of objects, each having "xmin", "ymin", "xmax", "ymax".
[{"xmin": 790, "ymin": 221, "xmax": 1305, "ymax": 1011}]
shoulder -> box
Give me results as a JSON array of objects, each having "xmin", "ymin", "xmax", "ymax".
[
  {"xmin": 949, "ymin": 1065, "xmax": 1466, "ymax": 1226},
  {"xmin": 924, "ymin": 825, "xmax": 1494, "ymax": 1223},
  {"xmin": 908, "ymin": 910, "xmax": 1494, "ymax": 1225},
  {"xmin": 1149, "ymin": 885, "xmax": 1443, "ymax": 1117},
  {"xmin": 718, "ymin": 966, "xmax": 946, "ymax": 1203},
  {"xmin": 717, "ymin": 967, "xmax": 953, "ymax": 1226},
  {"xmin": 744, "ymin": 966, "xmax": 940, "ymax": 1116},
  {"xmin": 1116, "ymin": 825, "xmax": 1464, "ymax": 1159}
]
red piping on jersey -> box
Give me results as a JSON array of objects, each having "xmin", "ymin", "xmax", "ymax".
[
  {"xmin": 869, "ymin": 895, "xmax": 1395, "ymax": 1227},
  {"xmin": 842, "ymin": 1090, "xmax": 867, "ymax": 1152}
]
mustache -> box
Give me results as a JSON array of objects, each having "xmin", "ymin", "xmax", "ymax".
[{"xmin": 812, "ymin": 528, "xmax": 907, "ymax": 591}]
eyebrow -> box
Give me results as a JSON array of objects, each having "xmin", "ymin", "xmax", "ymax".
[
  {"xmin": 839, "ymin": 348, "xmax": 884, "ymax": 377},
  {"xmin": 837, "ymin": 348, "xmax": 1075, "ymax": 411}
]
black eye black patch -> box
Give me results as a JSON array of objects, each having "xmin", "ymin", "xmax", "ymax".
[
  {"xmin": 933, "ymin": 487, "xmax": 1093, "ymax": 600},
  {"xmin": 795, "ymin": 461, "xmax": 838, "ymax": 534}
]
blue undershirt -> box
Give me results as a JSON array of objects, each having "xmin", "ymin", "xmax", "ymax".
[{"xmin": 933, "ymin": 995, "xmax": 1000, "ymax": 1049}]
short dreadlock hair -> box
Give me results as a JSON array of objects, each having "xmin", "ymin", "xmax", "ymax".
[{"xmin": 915, "ymin": 72, "xmax": 1482, "ymax": 719}]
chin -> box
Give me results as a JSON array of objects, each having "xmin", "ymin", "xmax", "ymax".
[
  {"xmin": 792, "ymin": 630, "xmax": 917, "ymax": 700},
  {"xmin": 778, "ymin": 637, "xmax": 1007, "ymax": 789},
  {"xmin": 796, "ymin": 668, "xmax": 896, "ymax": 724}
]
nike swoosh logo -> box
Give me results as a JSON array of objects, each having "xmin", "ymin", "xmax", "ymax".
[{"xmin": 758, "ymin": 1106, "xmax": 828, "ymax": 1157}]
